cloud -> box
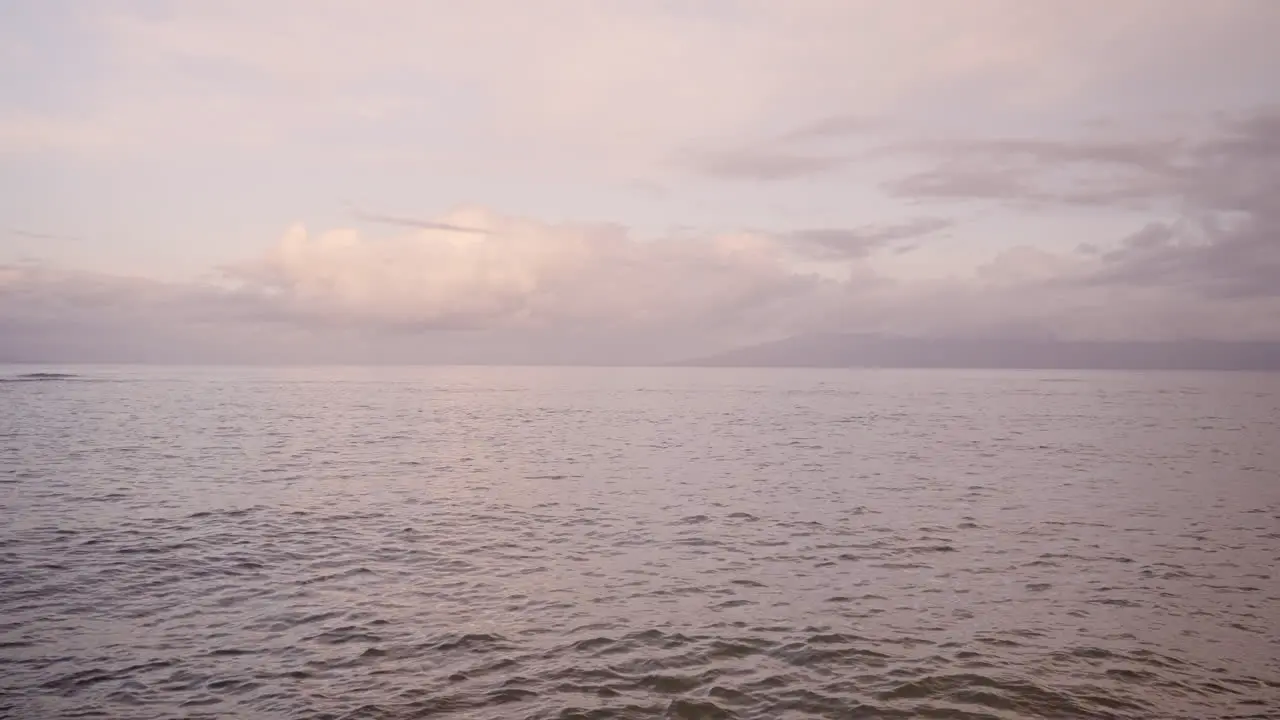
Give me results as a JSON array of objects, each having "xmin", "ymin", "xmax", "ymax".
[
  {"xmin": 18, "ymin": 0, "xmax": 1271, "ymax": 175},
  {"xmin": 782, "ymin": 218, "xmax": 951, "ymax": 260},
  {"xmin": 7, "ymin": 0, "xmax": 1280, "ymax": 361},
  {"xmin": 885, "ymin": 136, "xmax": 1187, "ymax": 208},
  {"xmin": 679, "ymin": 113, "xmax": 881, "ymax": 180},
  {"xmin": 778, "ymin": 114, "xmax": 879, "ymax": 143},
  {"xmin": 217, "ymin": 208, "xmax": 847, "ymax": 342},
  {"xmin": 1090, "ymin": 213, "xmax": 1280, "ymax": 300},
  {"xmin": 7, "ymin": 228, "xmax": 81, "ymax": 243},
  {"xmin": 887, "ymin": 108, "xmax": 1280, "ymax": 301},
  {"xmin": 0, "ymin": 264, "xmax": 265, "ymax": 363},
  {"xmin": 681, "ymin": 148, "xmax": 853, "ymax": 180},
  {"xmin": 819, "ymin": 253, "xmax": 1280, "ymax": 344},
  {"xmin": 348, "ymin": 209, "xmax": 491, "ymax": 235},
  {"xmin": 5, "ymin": 206, "xmax": 905, "ymax": 363},
  {"xmin": 6, "ymin": 188, "xmax": 1280, "ymax": 368}
]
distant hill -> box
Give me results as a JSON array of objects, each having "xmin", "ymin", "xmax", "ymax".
[{"xmin": 672, "ymin": 333, "xmax": 1280, "ymax": 371}]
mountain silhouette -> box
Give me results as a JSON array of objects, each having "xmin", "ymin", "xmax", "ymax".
[{"xmin": 673, "ymin": 333, "xmax": 1280, "ymax": 371}]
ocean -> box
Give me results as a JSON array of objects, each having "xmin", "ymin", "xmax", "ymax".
[{"xmin": 2, "ymin": 365, "xmax": 1277, "ymax": 719}]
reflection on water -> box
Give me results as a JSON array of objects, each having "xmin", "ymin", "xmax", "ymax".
[{"xmin": 1, "ymin": 366, "xmax": 1277, "ymax": 719}]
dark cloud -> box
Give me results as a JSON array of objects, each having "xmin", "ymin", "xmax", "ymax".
[
  {"xmin": 888, "ymin": 108, "xmax": 1280, "ymax": 299},
  {"xmin": 1183, "ymin": 110, "xmax": 1280, "ymax": 211},
  {"xmin": 680, "ymin": 115, "xmax": 882, "ymax": 180},
  {"xmin": 948, "ymin": 137, "xmax": 1181, "ymax": 170},
  {"xmin": 782, "ymin": 217, "xmax": 951, "ymax": 259},
  {"xmin": 1093, "ymin": 111, "xmax": 1280, "ymax": 299},
  {"xmin": 8, "ymin": 228, "xmax": 82, "ymax": 242},
  {"xmin": 1090, "ymin": 214, "xmax": 1280, "ymax": 299},
  {"xmin": 682, "ymin": 148, "xmax": 850, "ymax": 180},
  {"xmin": 885, "ymin": 137, "xmax": 1185, "ymax": 208},
  {"xmin": 889, "ymin": 165, "xmax": 1036, "ymax": 203},
  {"xmin": 777, "ymin": 114, "xmax": 878, "ymax": 142},
  {"xmin": 349, "ymin": 209, "xmax": 490, "ymax": 234}
]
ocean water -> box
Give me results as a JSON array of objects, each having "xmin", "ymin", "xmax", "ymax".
[{"xmin": 1, "ymin": 365, "xmax": 1277, "ymax": 719}]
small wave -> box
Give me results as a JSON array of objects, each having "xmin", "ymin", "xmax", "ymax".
[
  {"xmin": 666, "ymin": 698, "xmax": 734, "ymax": 718},
  {"xmin": 877, "ymin": 672, "xmax": 1147, "ymax": 715},
  {"xmin": 430, "ymin": 632, "xmax": 513, "ymax": 653}
]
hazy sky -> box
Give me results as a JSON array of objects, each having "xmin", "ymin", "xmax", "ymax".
[{"xmin": 2, "ymin": 0, "xmax": 1279, "ymax": 363}]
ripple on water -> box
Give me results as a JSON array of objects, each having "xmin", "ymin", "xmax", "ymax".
[{"xmin": 1, "ymin": 367, "xmax": 1278, "ymax": 719}]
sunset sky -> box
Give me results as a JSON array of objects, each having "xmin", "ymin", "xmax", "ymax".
[{"xmin": 2, "ymin": 0, "xmax": 1278, "ymax": 364}]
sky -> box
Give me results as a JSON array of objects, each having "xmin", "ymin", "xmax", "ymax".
[{"xmin": 2, "ymin": 0, "xmax": 1279, "ymax": 364}]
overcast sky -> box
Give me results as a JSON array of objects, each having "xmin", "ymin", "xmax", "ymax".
[{"xmin": 2, "ymin": 0, "xmax": 1279, "ymax": 364}]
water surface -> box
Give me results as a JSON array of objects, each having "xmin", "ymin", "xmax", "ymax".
[{"xmin": 2, "ymin": 366, "xmax": 1277, "ymax": 718}]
